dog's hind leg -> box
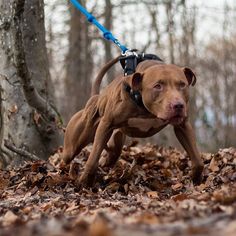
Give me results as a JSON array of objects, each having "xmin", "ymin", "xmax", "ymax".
[
  {"xmin": 101, "ymin": 129, "xmax": 126, "ymax": 168},
  {"xmin": 62, "ymin": 110, "xmax": 96, "ymax": 165}
]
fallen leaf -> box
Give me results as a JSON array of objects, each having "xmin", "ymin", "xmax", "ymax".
[
  {"xmin": 3, "ymin": 211, "xmax": 19, "ymax": 226},
  {"xmin": 147, "ymin": 191, "xmax": 159, "ymax": 199},
  {"xmin": 209, "ymin": 157, "xmax": 220, "ymax": 172},
  {"xmin": 172, "ymin": 183, "xmax": 183, "ymax": 191},
  {"xmin": 172, "ymin": 193, "xmax": 189, "ymax": 201}
]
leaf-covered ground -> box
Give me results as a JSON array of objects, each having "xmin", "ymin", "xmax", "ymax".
[{"xmin": 0, "ymin": 143, "xmax": 236, "ymax": 236}]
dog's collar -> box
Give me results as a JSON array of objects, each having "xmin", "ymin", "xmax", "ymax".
[{"xmin": 123, "ymin": 83, "xmax": 147, "ymax": 110}]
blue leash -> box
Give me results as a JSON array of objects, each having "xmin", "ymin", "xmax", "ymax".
[{"xmin": 70, "ymin": 0, "xmax": 129, "ymax": 53}]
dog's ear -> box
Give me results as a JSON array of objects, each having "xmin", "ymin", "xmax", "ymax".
[
  {"xmin": 131, "ymin": 72, "xmax": 143, "ymax": 90},
  {"xmin": 182, "ymin": 67, "xmax": 196, "ymax": 86}
]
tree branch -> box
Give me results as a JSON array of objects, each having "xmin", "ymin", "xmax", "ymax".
[
  {"xmin": 4, "ymin": 139, "xmax": 40, "ymax": 161},
  {"xmin": 115, "ymin": 0, "xmax": 162, "ymax": 7}
]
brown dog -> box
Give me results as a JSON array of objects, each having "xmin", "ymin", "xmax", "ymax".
[{"xmin": 62, "ymin": 57, "xmax": 204, "ymax": 187}]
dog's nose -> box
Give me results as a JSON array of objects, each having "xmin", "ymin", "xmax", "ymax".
[{"xmin": 173, "ymin": 102, "xmax": 184, "ymax": 111}]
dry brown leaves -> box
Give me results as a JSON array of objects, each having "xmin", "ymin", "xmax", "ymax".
[{"xmin": 0, "ymin": 144, "xmax": 236, "ymax": 236}]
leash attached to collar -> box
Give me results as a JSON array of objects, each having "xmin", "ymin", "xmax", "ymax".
[
  {"xmin": 119, "ymin": 50, "xmax": 163, "ymax": 75},
  {"xmin": 70, "ymin": 0, "xmax": 163, "ymax": 109},
  {"xmin": 70, "ymin": 0, "xmax": 128, "ymax": 53},
  {"xmin": 70, "ymin": 0, "xmax": 163, "ymax": 76}
]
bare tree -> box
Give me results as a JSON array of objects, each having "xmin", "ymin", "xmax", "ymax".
[
  {"xmin": 165, "ymin": 0, "xmax": 175, "ymax": 63},
  {"xmin": 145, "ymin": 3, "xmax": 161, "ymax": 52},
  {"xmin": 178, "ymin": 0, "xmax": 197, "ymax": 126},
  {"xmin": 63, "ymin": 0, "xmax": 93, "ymax": 123},
  {"xmin": 0, "ymin": 0, "xmax": 63, "ymax": 166},
  {"xmin": 104, "ymin": 0, "xmax": 114, "ymax": 83}
]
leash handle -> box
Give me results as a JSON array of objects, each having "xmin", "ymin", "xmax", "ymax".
[{"xmin": 70, "ymin": 0, "xmax": 128, "ymax": 53}]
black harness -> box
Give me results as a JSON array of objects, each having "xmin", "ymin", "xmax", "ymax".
[
  {"xmin": 119, "ymin": 51, "xmax": 163, "ymax": 108},
  {"xmin": 120, "ymin": 51, "xmax": 163, "ymax": 76}
]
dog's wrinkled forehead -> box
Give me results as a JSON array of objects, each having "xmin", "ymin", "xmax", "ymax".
[{"xmin": 143, "ymin": 64, "xmax": 187, "ymax": 84}]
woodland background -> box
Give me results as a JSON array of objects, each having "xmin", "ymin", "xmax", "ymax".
[
  {"xmin": 0, "ymin": 0, "xmax": 236, "ymax": 166},
  {"xmin": 47, "ymin": 0, "xmax": 236, "ymax": 151},
  {"xmin": 0, "ymin": 1, "xmax": 236, "ymax": 235}
]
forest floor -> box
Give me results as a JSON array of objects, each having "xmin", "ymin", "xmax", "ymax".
[{"xmin": 0, "ymin": 143, "xmax": 236, "ymax": 236}]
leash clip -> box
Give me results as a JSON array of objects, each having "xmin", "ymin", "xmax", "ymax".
[{"xmin": 121, "ymin": 49, "xmax": 139, "ymax": 76}]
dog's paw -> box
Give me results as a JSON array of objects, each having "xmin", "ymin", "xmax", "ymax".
[
  {"xmin": 192, "ymin": 164, "xmax": 204, "ymax": 185},
  {"xmin": 59, "ymin": 160, "xmax": 68, "ymax": 171},
  {"xmin": 76, "ymin": 172, "xmax": 96, "ymax": 189}
]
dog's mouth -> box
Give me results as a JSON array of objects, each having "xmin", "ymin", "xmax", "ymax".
[
  {"xmin": 158, "ymin": 114, "xmax": 185, "ymax": 125},
  {"xmin": 168, "ymin": 115, "xmax": 185, "ymax": 125}
]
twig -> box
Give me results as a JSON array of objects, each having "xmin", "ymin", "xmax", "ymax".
[
  {"xmin": 115, "ymin": 0, "xmax": 161, "ymax": 7},
  {"xmin": 4, "ymin": 139, "xmax": 40, "ymax": 161}
]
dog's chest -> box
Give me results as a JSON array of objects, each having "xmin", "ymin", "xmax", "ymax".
[{"xmin": 121, "ymin": 118, "xmax": 167, "ymax": 138}]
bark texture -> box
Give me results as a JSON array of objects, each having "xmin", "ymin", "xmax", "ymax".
[{"xmin": 0, "ymin": 0, "xmax": 63, "ymax": 166}]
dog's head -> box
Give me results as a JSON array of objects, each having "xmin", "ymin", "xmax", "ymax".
[{"xmin": 129, "ymin": 64, "xmax": 196, "ymax": 125}]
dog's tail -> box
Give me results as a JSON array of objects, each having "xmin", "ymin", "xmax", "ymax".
[{"xmin": 91, "ymin": 55, "xmax": 121, "ymax": 96}]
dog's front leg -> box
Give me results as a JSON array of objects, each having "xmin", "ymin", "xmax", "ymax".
[
  {"xmin": 78, "ymin": 119, "xmax": 112, "ymax": 187},
  {"xmin": 174, "ymin": 120, "xmax": 204, "ymax": 184},
  {"xmin": 101, "ymin": 129, "xmax": 126, "ymax": 168}
]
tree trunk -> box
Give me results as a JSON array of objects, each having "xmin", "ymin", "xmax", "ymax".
[
  {"xmin": 63, "ymin": 0, "xmax": 93, "ymax": 123},
  {"xmin": 146, "ymin": 4, "xmax": 161, "ymax": 52},
  {"xmin": 179, "ymin": 0, "xmax": 197, "ymax": 127},
  {"xmin": 165, "ymin": 0, "xmax": 175, "ymax": 64},
  {"xmin": 0, "ymin": 0, "xmax": 63, "ymax": 167},
  {"xmin": 104, "ymin": 0, "xmax": 114, "ymax": 83}
]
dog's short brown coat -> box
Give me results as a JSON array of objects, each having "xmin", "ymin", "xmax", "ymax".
[{"xmin": 62, "ymin": 58, "xmax": 204, "ymax": 187}]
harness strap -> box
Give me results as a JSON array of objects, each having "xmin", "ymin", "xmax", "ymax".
[
  {"xmin": 122, "ymin": 52, "xmax": 163, "ymax": 109},
  {"xmin": 120, "ymin": 52, "xmax": 163, "ymax": 75},
  {"xmin": 123, "ymin": 83, "xmax": 146, "ymax": 109}
]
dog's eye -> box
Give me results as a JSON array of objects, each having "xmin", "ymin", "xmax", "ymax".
[
  {"xmin": 154, "ymin": 83, "xmax": 163, "ymax": 91},
  {"xmin": 179, "ymin": 82, "xmax": 187, "ymax": 90}
]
